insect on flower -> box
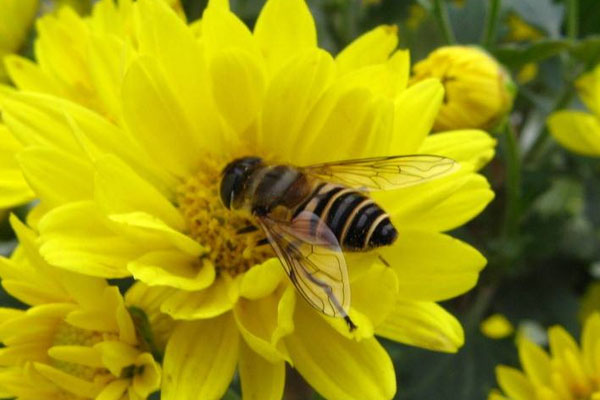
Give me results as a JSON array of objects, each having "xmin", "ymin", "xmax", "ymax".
[{"xmin": 220, "ymin": 155, "xmax": 460, "ymax": 331}]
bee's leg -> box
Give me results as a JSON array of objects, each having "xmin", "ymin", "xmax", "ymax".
[
  {"xmin": 255, "ymin": 238, "xmax": 270, "ymax": 247},
  {"xmin": 377, "ymin": 254, "xmax": 390, "ymax": 267},
  {"xmin": 236, "ymin": 225, "xmax": 258, "ymax": 234},
  {"xmin": 344, "ymin": 315, "xmax": 357, "ymax": 332}
]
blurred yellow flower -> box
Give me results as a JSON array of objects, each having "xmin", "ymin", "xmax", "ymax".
[
  {"xmin": 0, "ymin": 0, "xmax": 497, "ymax": 398},
  {"xmin": 406, "ymin": 4, "xmax": 427, "ymax": 30},
  {"xmin": 490, "ymin": 313, "xmax": 600, "ymax": 400},
  {"xmin": 0, "ymin": 215, "xmax": 163, "ymax": 400},
  {"xmin": 516, "ymin": 62, "xmax": 539, "ymax": 85},
  {"xmin": 547, "ymin": 64, "xmax": 600, "ymax": 157},
  {"xmin": 505, "ymin": 14, "xmax": 544, "ymax": 42},
  {"xmin": 580, "ymin": 282, "xmax": 600, "ymax": 322},
  {"xmin": 480, "ymin": 313, "xmax": 514, "ymax": 339},
  {"xmin": 0, "ymin": 0, "xmax": 38, "ymax": 81},
  {"xmin": 412, "ymin": 46, "xmax": 515, "ymax": 131}
]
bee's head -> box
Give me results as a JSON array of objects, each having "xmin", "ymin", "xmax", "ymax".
[{"xmin": 220, "ymin": 156, "xmax": 263, "ymax": 210}]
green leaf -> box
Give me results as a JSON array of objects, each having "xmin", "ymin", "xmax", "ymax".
[
  {"xmin": 493, "ymin": 39, "xmax": 571, "ymax": 67},
  {"xmin": 570, "ymin": 35, "xmax": 600, "ymax": 68}
]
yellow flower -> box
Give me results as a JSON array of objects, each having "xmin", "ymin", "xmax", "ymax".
[
  {"xmin": 490, "ymin": 313, "xmax": 600, "ymax": 400},
  {"xmin": 480, "ymin": 313, "xmax": 514, "ymax": 340},
  {"xmin": 0, "ymin": 0, "xmax": 38, "ymax": 81},
  {"xmin": 0, "ymin": 215, "xmax": 164, "ymax": 399},
  {"xmin": 0, "ymin": 0, "xmax": 184, "ymax": 211},
  {"xmin": 547, "ymin": 64, "xmax": 600, "ymax": 157},
  {"xmin": 412, "ymin": 46, "xmax": 515, "ymax": 131},
  {"xmin": 0, "ymin": 0, "xmax": 497, "ymax": 398}
]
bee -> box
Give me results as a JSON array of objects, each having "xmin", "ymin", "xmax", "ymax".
[{"xmin": 220, "ymin": 155, "xmax": 459, "ymax": 331}]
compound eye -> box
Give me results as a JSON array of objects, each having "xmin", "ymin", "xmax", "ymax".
[{"xmin": 219, "ymin": 172, "xmax": 237, "ymax": 209}]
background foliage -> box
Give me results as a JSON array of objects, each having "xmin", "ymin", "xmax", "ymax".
[{"xmin": 2, "ymin": 0, "xmax": 600, "ymax": 399}]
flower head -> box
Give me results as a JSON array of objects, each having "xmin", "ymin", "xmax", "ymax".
[
  {"xmin": 548, "ymin": 64, "xmax": 600, "ymax": 156},
  {"xmin": 0, "ymin": 0, "xmax": 38, "ymax": 81},
  {"xmin": 412, "ymin": 46, "xmax": 515, "ymax": 131},
  {"xmin": 0, "ymin": 0, "xmax": 497, "ymax": 398},
  {"xmin": 0, "ymin": 215, "xmax": 164, "ymax": 400},
  {"xmin": 490, "ymin": 313, "xmax": 600, "ymax": 400}
]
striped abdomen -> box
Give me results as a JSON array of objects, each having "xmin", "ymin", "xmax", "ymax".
[{"xmin": 294, "ymin": 183, "xmax": 398, "ymax": 251}]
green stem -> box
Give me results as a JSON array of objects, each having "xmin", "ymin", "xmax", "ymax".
[
  {"xmin": 432, "ymin": 0, "xmax": 456, "ymax": 45},
  {"xmin": 481, "ymin": 0, "xmax": 501, "ymax": 48},
  {"xmin": 501, "ymin": 122, "xmax": 522, "ymax": 239},
  {"xmin": 567, "ymin": 0, "xmax": 579, "ymax": 40}
]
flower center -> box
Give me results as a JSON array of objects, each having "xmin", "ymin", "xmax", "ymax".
[{"xmin": 177, "ymin": 161, "xmax": 273, "ymax": 277}]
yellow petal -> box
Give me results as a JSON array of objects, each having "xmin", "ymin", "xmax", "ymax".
[
  {"xmin": 335, "ymin": 25, "xmax": 398, "ymax": 76},
  {"xmin": 0, "ymin": 90, "xmax": 81, "ymax": 151},
  {"xmin": 376, "ymin": 300, "xmax": 463, "ymax": 352},
  {"xmin": 233, "ymin": 286, "xmax": 294, "ymax": 362},
  {"xmin": 209, "ymin": 49, "xmax": 266, "ymax": 134},
  {"xmin": 480, "ymin": 313, "xmax": 514, "ymax": 339},
  {"xmin": 239, "ymin": 258, "xmax": 285, "ymax": 300},
  {"xmin": 136, "ymin": 0, "xmax": 226, "ymax": 157},
  {"xmin": 108, "ymin": 212, "xmax": 203, "ymax": 257},
  {"xmin": 121, "ymin": 56, "xmax": 204, "ymax": 178},
  {"xmin": 94, "ymin": 154, "xmax": 184, "ymax": 230},
  {"xmin": 379, "ymin": 229, "xmax": 486, "ymax": 301},
  {"xmin": 239, "ymin": 341, "xmax": 285, "ymax": 400},
  {"xmin": 296, "ymin": 85, "xmax": 394, "ymax": 165},
  {"xmin": 253, "ymin": 0, "xmax": 317, "ymax": 73},
  {"xmin": 575, "ymin": 64, "xmax": 600, "ymax": 116},
  {"xmin": 337, "ymin": 49, "xmax": 410, "ymax": 99},
  {"xmin": 351, "ymin": 264, "xmax": 398, "ymax": 327},
  {"xmin": 38, "ymin": 201, "xmax": 142, "ymax": 278},
  {"xmin": 547, "ymin": 111, "xmax": 600, "ymax": 156},
  {"xmin": 128, "ymin": 251, "xmax": 215, "ymax": 291},
  {"xmin": 94, "ymin": 341, "xmax": 139, "ymax": 376},
  {"xmin": 133, "ymin": 352, "xmax": 162, "ymax": 398},
  {"xmin": 162, "ymin": 314, "xmax": 239, "ymax": 400},
  {"xmin": 17, "ymin": 147, "xmax": 93, "ymax": 208},
  {"xmin": 517, "ymin": 338, "xmax": 551, "ymax": 386},
  {"xmin": 495, "ymin": 365, "xmax": 535, "ymax": 400},
  {"xmin": 382, "ymin": 173, "xmax": 494, "ymax": 232},
  {"xmin": 582, "ymin": 313, "xmax": 600, "ymax": 376},
  {"xmin": 96, "ymin": 379, "xmax": 130, "ymax": 400},
  {"xmin": 87, "ymin": 34, "xmax": 133, "ymax": 120},
  {"xmin": 33, "ymin": 362, "xmax": 101, "ymax": 398},
  {"xmin": 259, "ymin": 49, "xmax": 335, "ymax": 161},
  {"xmin": 4, "ymin": 55, "xmax": 62, "ymax": 95},
  {"xmin": 419, "ymin": 129, "xmax": 497, "ymax": 170},
  {"xmin": 389, "ymin": 78, "xmax": 444, "ymax": 154},
  {"xmin": 548, "ymin": 325, "xmax": 580, "ymax": 359},
  {"xmin": 201, "ymin": 4, "xmax": 258, "ymax": 56},
  {"xmin": 47, "ymin": 345, "xmax": 103, "ymax": 368},
  {"xmin": 285, "ymin": 300, "xmax": 396, "ymax": 400},
  {"xmin": 160, "ymin": 275, "xmax": 236, "ymax": 320}
]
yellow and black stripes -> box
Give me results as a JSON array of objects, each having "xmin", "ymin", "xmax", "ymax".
[{"xmin": 294, "ymin": 183, "xmax": 397, "ymax": 251}]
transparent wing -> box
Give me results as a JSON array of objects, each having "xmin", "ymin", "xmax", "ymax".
[
  {"xmin": 257, "ymin": 211, "xmax": 351, "ymax": 320},
  {"xmin": 301, "ymin": 155, "xmax": 459, "ymax": 192}
]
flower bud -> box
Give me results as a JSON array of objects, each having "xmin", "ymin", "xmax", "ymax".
[{"xmin": 411, "ymin": 46, "xmax": 515, "ymax": 131}]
